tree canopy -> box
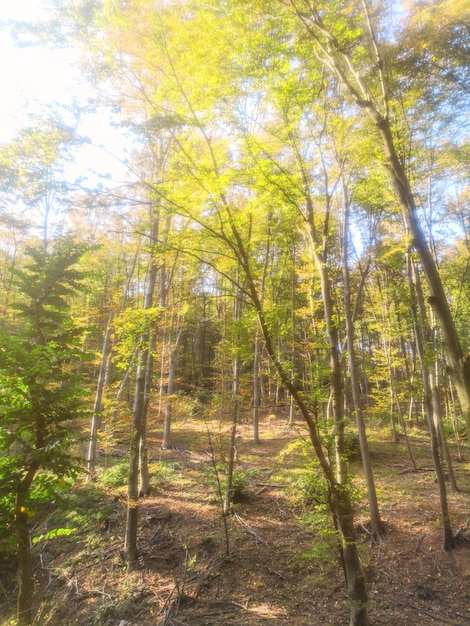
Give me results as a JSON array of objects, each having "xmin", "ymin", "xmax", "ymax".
[{"xmin": 1, "ymin": 2, "xmax": 469, "ymax": 625}]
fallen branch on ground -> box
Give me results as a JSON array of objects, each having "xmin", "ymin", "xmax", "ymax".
[{"xmin": 234, "ymin": 513, "xmax": 268, "ymax": 546}]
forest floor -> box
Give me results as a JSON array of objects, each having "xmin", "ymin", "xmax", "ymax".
[{"xmin": 2, "ymin": 411, "xmax": 470, "ymax": 625}]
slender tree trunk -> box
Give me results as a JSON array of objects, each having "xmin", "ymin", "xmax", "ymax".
[
  {"xmin": 139, "ymin": 323, "xmax": 157, "ymax": 497},
  {"xmin": 162, "ymin": 328, "xmax": 182, "ymax": 449},
  {"xmin": 256, "ymin": 302, "xmax": 369, "ymax": 625},
  {"xmin": 407, "ymin": 253, "xmax": 455, "ymax": 550},
  {"xmin": 252, "ymin": 229, "xmax": 270, "ymax": 444},
  {"xmin": 331, "ymin": 484, "xmax": 369, "ymax": 626},
  {"xmin": 124, "ymin": 356, "xmax": 144, "ymax": 566},
  {"xmin": 158, "ymin": 319, "xmax": 167, "ymax": 418},
  {"xmin": 252, "ymin": 328, "xmax": 262, "ymax": 445},
  {"xmin": 87, "ymin": 311, "xmax": 114, "ymax": 479},
  {"xmin": 15, "ymin": 508, "xmax": 33, "ymax": 626},
  {"xmin": 176, "ymin": 92, "xmax": 368, "ymax": 622},
  {"xmin": 310, "ymin": 243, "xmax": 346, "ymax": 483},
  {"xmin": 433, "ymin": 373, "xmax": 459, "ymax": 493},
  {"xmin": 138, "ymin": 218, "xmax": 160, "ymax": 495},
  {"xmin": 211, "ymin": 218, "xmax": 369, "ymax": 624},
  {"xmin": 14, "ymin": 460, "xmax": 39, "ymax": 626},
  {"xmin": 15, "ymin": 494, "xmax": 33, "ymax": 626},
  {"xmin": 447, "ymin": 380, "xmax": 465, "ymax": 462},
  {"xmin": 376, "ymin": 301, "xmax": 417, "ymax": 466},
  {"xmin": 342, "ymin": 196, "xmax": 385, "ymax": 541},
  {"xmin": 429, "ymin": 346, "xmax": 459, "ymax": 492},
  {"xmin": 224, "ymin": 293, "xmax": 241, "ymax": 515},
  {"xmin": 288, "ymin": 242, "xmax": 298, "ymax": 427},
  {"xmin": 124, "ymin": 210, "xmax": 160, "ymax": 564},
  {"xmin": 125, "ymin": 334, "xmax": 155, "ymax": 564},
  {"xmin": 377, "ymin": 117, "xmax": 470, "ymax": 433},
  {"xmin": 275, "ymin": 121, "xmax": 368, "ymax": 623},
  {"xmin": 293, "ymin": 5, "xmax": 470, "ymax": 434}
]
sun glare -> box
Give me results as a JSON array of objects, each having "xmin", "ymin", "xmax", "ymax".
[{"xmin": 0, "ymin": 1, "xmax": 80, "ymax": 142}]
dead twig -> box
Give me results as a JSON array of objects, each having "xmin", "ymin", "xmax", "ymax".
[
  {"xmin": 454, "ymin": 527, "xmax": 470, "ymax": 544},
  {"xmin": 254, "ymin": 482, "xmax": 288, "ymax": 488},
  {"xmin": 234, "ymin": 513, "xmax": 268, "ymax": 546},
  {"xmin": 409, "ymin": 605, "xmax": 467, "ymax": 626}
]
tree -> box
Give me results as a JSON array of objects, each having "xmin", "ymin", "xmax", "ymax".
[
  {"xmin": 0, "ymin": 239, "xmax": 88, "ymax": 625},
  {"xmin": 342, "ymin": 180, "xmax": 385, "ymax": 542},
  {"xmin": 288, "ymin": 0, "xmax": 470, "ymax": 436},
  {"xmin": 124, "ymin": 210, "xmax": 162, "ymax": 565},
  {"xmin": 58, "ymin": 1, "xmax": 370, "ymax": 621},
  {"xmin": 49, "ymin": 0, "xmax": 470, "ymax": 621},
  {"xmin": 0, "ymin": 116, "xmax": 83, "ymax": 249},
  {"xmin": 406, "ymin": 251, "xmax": 455, "ymax": 550}
]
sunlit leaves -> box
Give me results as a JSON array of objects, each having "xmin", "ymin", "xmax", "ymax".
[{"xmin": 113, "ymin": 305, "xmax": 163, "ymax": 368}]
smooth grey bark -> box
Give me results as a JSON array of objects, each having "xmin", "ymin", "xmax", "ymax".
[
  {"xmin": 252, "ymin": 329, "xmax": 262, "ymax": 445},
  {"xmin": 124, "ymin": 213, "xmax": 160, "ymax": 564},
  {"xmin": 252, "ymin": 226, "xmax": 271, "ymax": 444},
  {"xmin": 288, "ymin": 244, "xmax": 298, "ymax": 428},
  {"xmin": 430, "ymin": 339, "xmax": 459, "ymax": 492},
  {"xmin": 342, "ymin": 194, "xmax": 385, "ymax": 542},
  {"xmin": 124, "ymin": 349, "xmax": 146, "ymax": 565},
  {"xmin": 87, "ymin": 311, "xmax": 114, "ymax": 479},
  {"xmin": 161, "ymin": 327, "xmax": 182, "ymax": 449},
  {"xmin": 138, "ymin": 217, "xmax": 160, "ymax": 496},
  {"xmin": 224, "ymin": 289, "xmax": 242, "ymax": 515},
  {"xmin": 138, "ymin": 325, "xmax": 156, "ymax": 497},
  {"xmin": 447, "ymin": 382, "xmax": 465, "ymax": 462},
  {"xmin": 406, "ymin": 253, "xmax": 455, "ymax": 551}
]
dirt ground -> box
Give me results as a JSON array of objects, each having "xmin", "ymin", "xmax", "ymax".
[{"xmin": 2, "ymin": 413, "xmax": 470, "ymax": 625}]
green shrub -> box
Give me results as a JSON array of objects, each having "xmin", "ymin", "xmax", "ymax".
[
  {"xmin": 100, "ymin": 461, "xmax": 128, "ymax": 487},
  {"xmin": 344, "ymin": 432, "xmax": 361, "ymax": 461}
]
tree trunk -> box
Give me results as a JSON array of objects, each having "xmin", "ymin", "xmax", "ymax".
[
  {"xmin": 224, "ymin": 288, "xmax": 242, "ymax": 514},
  {"xmin": 137, "ymin": 220, "xmax": 160, "ymax": 495},
  {"xmin": 15, "ymin": 494, "xmax": 33, "ymax": 626},
  {"xmin": 224, "ymin": 357, "xmax": 241, "ymax": 515},
  {"xmin": 407, "ymin": 253, "xmax": 455, "ymax": 551},
  {"xmin": 252, "ymin": 328, "xmax": 262, "ymax": 445},
  {"xmin": 14, "ymin": 460, "xmax": 40, "ymax": 626},
  {"xmin": 262, "ymin": 118, "xmax": 368, "ymax": 623},
  {"xmin": 342, "ymin": 195, "xmax": 385, "ymax": 542},
  {"xmin": 378, "ymin": 119, "xmax": 470, "ymax": 434},
  {"xmin": 174, "ymin": 94, "xmax": 369, "ymax": 622},
  {"xmin": 87, "ymin": 311, "xmax": 114, "ymax": 479},
  {"xmin": 124, "ymin": 210, "xmax": 160, "ymax": 563},
  {"xmin": 162, "ymin": 328, "xmax": 182, "ymax": 449},
  {"xmin": 124, "ymin": 352, "xmax": 146, "ymax": 566},
  {"xmin": 139, "ymin": 325, "xmax": 157, "ymax": 497},
  {"xmin": 431, "ymin": 352, "xmax": 459, "ymax": 493},
  {"xmin": 258, "ymin": 303, "xmax": 369, "ymax": 625},
  {"xmin": 331, "ymin": 485, "xmax": 369, "ymax": 626},
  {"xmin": 293, "ymin": 4, "xmax": 470, "ymax": 435},
  {"xmin": 252, "ymin": 226, "xmax": 271, "ymax": 443},
  {"xmin": 375, "ymin": 303, "xmax": 417, "ymax": 467}
]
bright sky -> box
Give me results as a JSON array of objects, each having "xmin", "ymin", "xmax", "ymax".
[
  {"xmin": 0, "ymin": 1, "xmax": 79, "ymax": 141},
  {"xmin": 0, "ymin": 0, "xmax": 129, "ymax": 180}
]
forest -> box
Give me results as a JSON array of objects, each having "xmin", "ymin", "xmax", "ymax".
[{"xmin": 0, "ymin": 1, "xmax": 469, "ymax": 625}]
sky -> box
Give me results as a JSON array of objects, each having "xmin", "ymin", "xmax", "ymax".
[
  {"xmin": 0, "ymin": 0, "xmax": 129, "ymax": 181},
  {"xmin": 0, "ymin": 1, "xmax": 79, "ymax": 141}
]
